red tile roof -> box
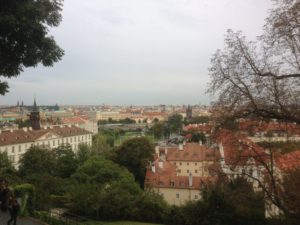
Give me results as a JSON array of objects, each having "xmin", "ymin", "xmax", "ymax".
[
  {"xmin": 238, "ymin": 120, "xmax": 300, "ymax": 136},
  {"xmin": 276, "ymin": 150, "xmax": 300, "ymax": 172},
  {"xmin": 0, "ymin": 125, "xmax": 91, "ymax": 146},
  {"xmin": 215, "ymin": 129, "xmax": 269, "ymax": 166},
  {"xmin": 145, "ymin": 159, "xmax": 215, "ymax": 189},
  {"xmin": 62, "ymin": 116, "xmax": 86, "ymax": 124},
  {"xmin": 184, "ymin": 123, "xmax": 213, "ymax": 134},
  {"xmin": 160, "ymin": 143, "xmax": 218, "ymax": 162}
]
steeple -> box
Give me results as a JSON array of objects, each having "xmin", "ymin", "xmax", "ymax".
[
  {"xmin": 30, "ymin": 98, "xmax": 41, "ymax": 130},
  {"xmin": 33, "ymin": 97, "xmax": 38, "ymax": 111}
]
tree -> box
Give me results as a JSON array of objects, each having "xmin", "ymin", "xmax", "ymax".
[
  {"xmin": 0, "ymin": 0, "xmax": 64, "ymax": 94},
  {"xmin": 76, "ymin": 143, "xmax": 92, "ymax": 166},
  {"xmin": 281, "ymin": 168, "xmax": 300, "ymax": 220},
  {"xmin": 70, "ymin": 156, "xmax": 142, "ymax": 220},
  {"xmin": 0, "ymin": 152, "xmax": 18, "ymax": 183},
  {"xmin": 208, "ymin": 0, "xmax": 300, "ymax": 124},
  {"xmin": 190, "ymin": 132, "xmax": 206, "ymax": 144},
  {"xmin": 18, "ymin": 146, "xmax": 56, "ymax": 176},
  {"xmin": 151, "ymin": 122, "xmax": 165, "ymax": 139},
  {"xmin": 53, "ymin": 144, "xmax": 78, "ymax": 178},
  {"xmin": 167, "ymin": 114, "xmax": 183, "ymax": 134},
  {"xmin": 115, "ymin": 137, "xmax": 154, "ymax": 188}
]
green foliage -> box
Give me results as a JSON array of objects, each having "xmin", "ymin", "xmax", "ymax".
[
  {"xmin": 164, "ymin": 179, "xmax": 265, "ymax": 225},
  {"xmin": 0, "ymin": 151, "xmax": 18, "ymax": 183},
  {"xmin": 98, "ymin": 118, "xmax": 136, "ymax": 125},
  {"xmin": 53, "ymin": 145, "xmax": 78, "ymax": 178},
  {"xmin": 167, "ymin": 114, "xmax": 183, "ymax": 134},
  {"xmin": 115, "ymin": 137, "xmax": 154, "ymax": 187},
  {"xmin": 0, "ymin": 0, "xmax": 64, "ymax": 94},
  {"xmin": 15, "ymin": 119, "xmax": 30, "ymax": 128},
  {"xmin": 92, "ymin": 133, "xmax": 111, "ymax": 155},
  {"xmin": 19, "ymin": 146, "xmax": 57, "ymax": 176},
  {"xmin": 24, "ymin": 174, "xmax": 69, "ymax": 210},
  {"xmin": 190, "ymin": 132, "xmax": 206, "ymax": 144},
  {"xmin": 150, "ymin": 122, "xmax": 165, "ymax": 139},
  {"xmin": 14, "ymin": 183, "xmax": 35, "ymax": 215},
  {"xmin": 76, "ymin": 143, "xmax": 92, "ymax": 166},
  {"xmin": 184, "ymin": 116, "xmax": 210, "ymax": 125},
  {"xmin": 282, "ymin": 168, "xmax": 300, "ymax": 220},
  {"xmin": 134, "ymin": 191, "xmax": 168, "ymax": 223},
  {"xmin": 69, "ymin": 156, "xmax": 142, "ymax": 220}
]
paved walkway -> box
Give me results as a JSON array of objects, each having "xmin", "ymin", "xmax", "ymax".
[{"xmin": 0, "ymin": 211, "xmax": 44, "ymax": 225}]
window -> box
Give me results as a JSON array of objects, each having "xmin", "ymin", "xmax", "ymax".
[
  {"xmin": 18, "ymin": 145, "xmax": 21, "ymax": 152},
  {"xmin": 177, "ymin": 169, "xmax": 181, "ymax": 173},
  {"xmin": 12, "ymin": 146, "xmax": 15, "ymax": 153},
  {"xmin": 187, "ymin": 170, "xmax": 189, "ymax": 173},
  {"xmin": 195, "ymin": 170, "xmax": 198, "ymax": 174},
  {"xmin": 195, "ymin": 162, "xmax": 197, "ymax": 166},
  {"xmin": 187, "ymin": 162, "xmax": 189, "ymax": 165},
  {"xmin": 176, "ymin": 193, "xmax": 180, "ymax": 198},
  {"xmin": 195, "ymin": 195, "xmax": 198, "ymax": 199},
  {"xmin": 174, "ymin": 162, "xmax": 176, "ymax": 165},
  {"xmin": 53, "ymin": 140, "xmax": 55, "ymax": 146},
  {"xmin": 179, "ymin": 162, "xmax": 182, "ymax": 165}
]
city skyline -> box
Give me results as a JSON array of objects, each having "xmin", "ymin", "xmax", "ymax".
[{"xmin": 1, "ymin": 0, "xmax": 272, "ymax": 105}]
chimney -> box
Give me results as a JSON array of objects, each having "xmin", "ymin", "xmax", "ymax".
[
  {"xmin": 68, "ymin": 124, "xmax": 72, "ymax": 128},
  {"xmin": 60, "ymin": 125, "xmax": 63, "ymax": 128},
  {"xmin": 155, "ymin": 146, "xmax": 159, "ymax": 155},
  {"xmin": 10, "ymin": 129, "xmax": 13, "ymax": 133},
  {"xmin": 151, "ymin": 163, "xmax": 156, "ymax": 173},
  {"xmin": 29, "ymin": 127, "xmax": 32, "ymax": 131},
  {"xmin": 183, "ymin": 140, "xmax": 186, "ymax": 146},
  {"xmin": 189, "ymin": 173, "xmax": 193, "ymax": 187},
  {"xmin": 158, "ymin": 161, "xmax": 163, "ymax": 169},
  {"xmin": 179, "ymin": 144, "xmax": 183, "ymax": 150},
  {"xmin": 23, "ymin": 127, "xmax": 28, "ymax": 132},
  {"xmin": 43, "ymin": 126, "xmax": 47, "ymax": 130},
  {"xmin": 199, "ymin": 140, "xmax": 202, "ymax": 146}
]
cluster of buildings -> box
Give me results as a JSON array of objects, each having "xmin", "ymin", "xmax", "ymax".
[
  {"xmin": 145, "ymin": 119, "xmax": 300, "ymax": 218},
  {"xmin": 0, "ymin": 100, "xmax": 93, "ymax": 168}
]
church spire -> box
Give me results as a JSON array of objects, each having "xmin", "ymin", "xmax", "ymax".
[
  {"xmin": 30, "ymin": 97, "xmax": 40, "ymax": 130},
  {"xmin": 33, "ymin": 97, "xmax": 39, "ymax": 112}
]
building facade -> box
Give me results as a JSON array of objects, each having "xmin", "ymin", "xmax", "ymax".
[
  {"xmin": 0, "ymin": 125, "xmax": 92, "ymax": 168},
  {"xmin": 145, "ymin": 142, "xmax": 217, "ymax": 205}
]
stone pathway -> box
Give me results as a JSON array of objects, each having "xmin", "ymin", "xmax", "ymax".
[{"xmin": 0, "ymin": 211, "xmax": 44, "ymax": 225}]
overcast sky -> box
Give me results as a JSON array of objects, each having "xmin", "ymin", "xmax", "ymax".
[{"xmin": 1, "ymin": 0, "xmax": 273, "ymax": 106}]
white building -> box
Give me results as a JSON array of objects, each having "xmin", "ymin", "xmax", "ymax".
[{"xmin": 0, "ymin": 125, "xmax": 92, "ymax": 168}]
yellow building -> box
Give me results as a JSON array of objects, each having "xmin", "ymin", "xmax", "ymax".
[{"xmin": 145, "ymin": 143, "xmax": 218, "ymax": 205}]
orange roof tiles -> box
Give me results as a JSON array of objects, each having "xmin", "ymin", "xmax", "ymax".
[
  {"xmin": 0, "ymin": 125, "xmax": 91, "ymax": 146},
  {"xmin": 276, "ymin": 150, "xmax": 300, "ymax": 172},
  {"xmin": 161, "ymin": 143, "xmax": 218, "ymax": 162},
  {"xmin": 215, "ymin": 129, "xmax": 269, "ymax": 166},
  {"xmin": 145, "ymin": 159, "xmax": 215, "ymax": 189}
]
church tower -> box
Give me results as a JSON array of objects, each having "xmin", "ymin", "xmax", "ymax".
[
  {"xmin": 30, "ymin": 98, "xmax": 41, "ymax": 130},
  {"xmin": 186, "ymin": 105, "xmax": 193, "ymax": 120}
]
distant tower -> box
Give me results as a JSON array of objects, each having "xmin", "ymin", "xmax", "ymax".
[
  {"xmin": 29, "ymin": 98, "xmax": 41, "ymax": 130},
  {"xmin": 186, "ymin": 105, "xmax": 193, "ymax": 120}
]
